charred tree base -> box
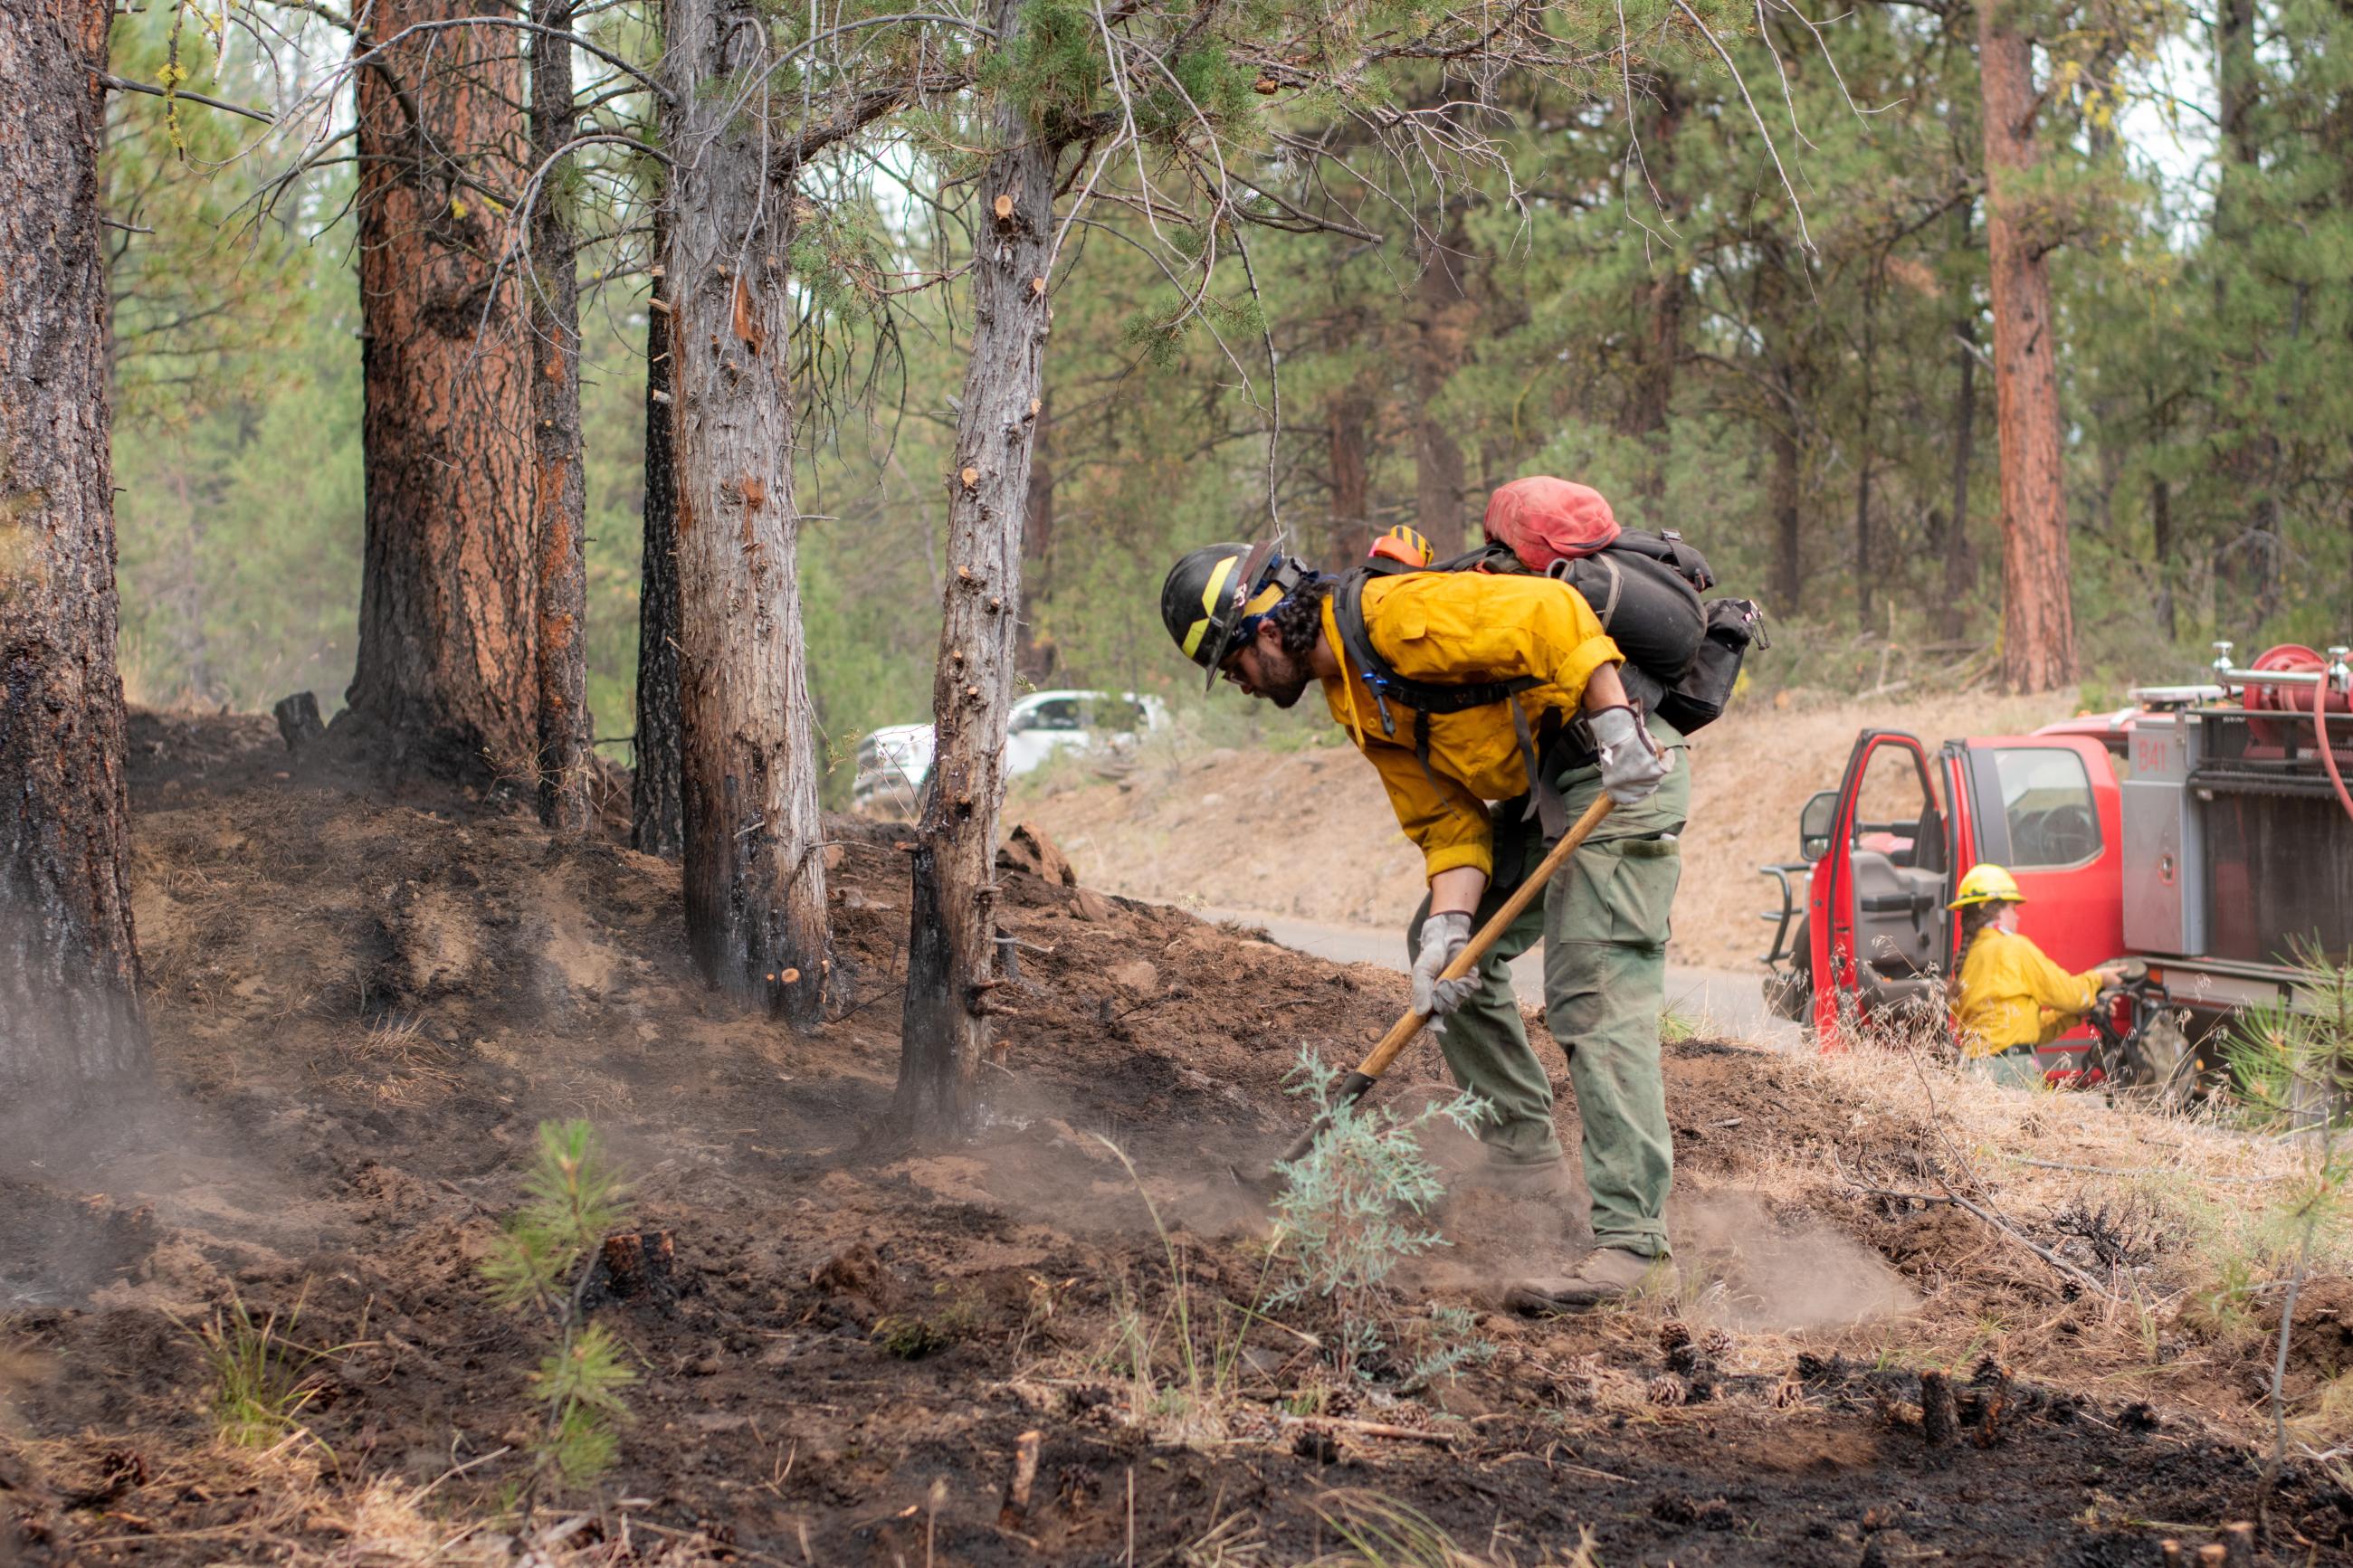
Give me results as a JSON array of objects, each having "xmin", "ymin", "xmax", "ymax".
[
  {"xmin": 325, "ymin": 705, "xmax": 519, "ymax": 796},
  {"xmin": 0, "ymin": 970, "xmax": 150, "ymax": 1135},
  {"xmin": 890, "ymin": 843, "xmax": 983, "ymax": 1139},
  {"xmin": 685, "ymin": 921, "xmax": 826, "ymax": 1030}
]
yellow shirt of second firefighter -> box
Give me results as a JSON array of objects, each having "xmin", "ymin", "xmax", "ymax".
[
  {"xmin": 1953, "ymin": 927, "xmax": 2104, "ymax": 1058},
  {"xmin": 1316, "ymin": 573, "xmax": 1623, "ymax": 881}
]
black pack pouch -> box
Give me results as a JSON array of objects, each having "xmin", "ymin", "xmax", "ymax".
[
  {"xmin": 1548, "ymin": 550, "xmax": 1706, "ymax": 679},
  {"xmin": 1656, "ymin": 598, "xmax": 1768, "ymax": 735},
  {"xmin": 1597, "ymin": 527, "xmax": 1716, "ymax": 593}
]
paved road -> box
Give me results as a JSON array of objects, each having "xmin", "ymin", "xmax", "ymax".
[{"xmin": 1200, "ymin": 908, "xmax": 1803, "ymax": 1049}]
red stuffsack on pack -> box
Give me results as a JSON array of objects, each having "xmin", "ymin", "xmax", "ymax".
[{"xmin": 1481, "ymin": 477, "xmax": 1620, "ymax": 573}]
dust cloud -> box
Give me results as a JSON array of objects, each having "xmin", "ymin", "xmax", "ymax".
[
  {"xmin": 925, "ymin": 1074, "xmax": 1912, "ymax": 1336},
  {"xmin": 1394, "ymin": 1090, "xmax": 1914, "ymax": 1331}
]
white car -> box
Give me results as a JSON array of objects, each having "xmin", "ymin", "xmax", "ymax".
[{"xmin": 852, "ymin": 689, "xmax": 1166, "ymax": 811}]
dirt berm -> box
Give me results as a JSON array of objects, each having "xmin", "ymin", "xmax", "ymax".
[{"xmin": 1, "ymin": 712, "xmax": 2347, "ymax": 1565}]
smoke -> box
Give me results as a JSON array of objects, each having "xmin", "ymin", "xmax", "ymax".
[{"xmin": 1390, "ymin": 1094, "xmax": 1912, "ymax": 1330}]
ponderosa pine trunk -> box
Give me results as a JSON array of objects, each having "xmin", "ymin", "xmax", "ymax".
[
  {"xmin": 0, "ymin": 0, "xmax": 150, "ymax": 1108},
  {"xmin": 1328, "ymin": 385, "xmax": 1374, "ymax": 565},
  {"xmin": 633, "ymin": 208, "xmax": 685, "ymax": 859},
  {"xmin": 1852, "ymin": 273, "xmax": 1879, "ymax": 632},
  {"xmin": 1942, "ymin": 252, "xmax": 1979, "ymax": 642},
  {"xmin": 1768, "ymin": 395, "xmax": 1803, "ymax": 617},
  {"xmin": 1015, "ymin": 392, "xmax": 1056, "ymax": 682},
  {"xmin": 2214, "ymin": 0, "xmax": 2282, "ymax": 627},
  {"xmin": 2151, "ymin": 471, "xmax": 2177, "ymax": 640},
  {"xmin": 661, "ymin": 0, "xmax": 828, "ymax": 1022},
  {"xmin": 1977, "ymin": 1, "xmax": 2077, "ymax": 692},
  {"xmin": 1939, "ymin": 309, "xmax": 1977, "ymax": 639},
  {"xmin": 529, "ymin": 0, "xmax": 591, "ymax": 832},
  {"xmin": 1757, "ymin": 254, "xmax": 1805, "ymax": 616},
  {"xmin": 346, "ymin": 0, "xmax": 539, "ymax": 780},
  {"xmin": 1412, "ymin": 211, "xmax": 1473, "ymax": 545},
  {"xmin": 894, "ymin": 8, "xmax": 1058, "ymax": 1138},
  {"xmin": 1617, "ymin": 80, "xmax": 1685, "ymax": 508}
]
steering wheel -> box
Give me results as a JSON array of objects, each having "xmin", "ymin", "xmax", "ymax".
[{"xmin": 2037, "ymin": 803, "xmax": 2098, "ymax": 864}]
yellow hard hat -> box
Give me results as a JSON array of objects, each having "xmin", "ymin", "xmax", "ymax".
[{"xmin": 1948, "ymin": 863, "xmax": 2024, "ymax": 910}]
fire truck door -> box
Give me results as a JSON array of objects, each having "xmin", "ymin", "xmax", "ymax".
[{"xmin": 1812, "ymin": 731, "xmax": 1947, "ymax": 1045}]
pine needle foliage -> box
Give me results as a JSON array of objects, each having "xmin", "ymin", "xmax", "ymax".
[
  {"xmin": 980, "ymin": 0, "xmax": 1109, "ymax": 134},
  {"xmin": 2221, "ymin": 947, "xmax": 2353, "ymax": 1476},
  {"xmin": 1270, "ymin": 1050, "xmax": 1487, "ymax": 1373},
  {"xmin": 1133, "ymin": 47, "xmax": 1259, "ymax": 140},
  {"xmin": 480, "ymin": 1120, "xmax": 637, "ymax": 1488}
]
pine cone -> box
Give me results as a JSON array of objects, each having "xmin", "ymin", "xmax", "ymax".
[{"xmin": 1645, "ymin": 1374, "xmax": 1689, "ymax": 1408}]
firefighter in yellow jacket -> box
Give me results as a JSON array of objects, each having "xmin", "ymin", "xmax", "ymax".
[
  {"xmin": 1161, "ymin": 537, "xmax": 1682, "ymax": 1310},
  {"xmin": 1948, "ymin": 864, "xmax": 2129, "ymax": 1086}
]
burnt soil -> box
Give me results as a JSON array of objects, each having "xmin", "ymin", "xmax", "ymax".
[{"xmin": 3, "ymin": 712, "xmax": 2349, "ymax": 1565}]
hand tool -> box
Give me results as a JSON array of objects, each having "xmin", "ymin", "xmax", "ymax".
[{"xmin": 1244, "ymin": 792, "xmax": 1616, "ymax": 1192}]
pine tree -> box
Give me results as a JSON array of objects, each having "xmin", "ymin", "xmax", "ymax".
[
  {"xmin": 528, "ymin": 0, "xmax": 592, "ymax": 832},
  {"xmin": 344, "ymin": 0, "xmax": 540, "ymax": 777},
  {"xmin": 0, "ymin": 0, "xmax": 151, "ymax": 1113}
]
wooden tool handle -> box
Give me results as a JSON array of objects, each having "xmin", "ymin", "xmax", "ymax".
[
  {"xmin": 1268, "ymin": 794, "xmax": 1620, "ymax": 1174},
  {"xmin": 1357, "ymin": 792, "xmax": 1616, "ymax": 1082}
]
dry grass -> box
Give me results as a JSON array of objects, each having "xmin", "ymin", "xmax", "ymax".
[
  {"xmin": 1310, "ymin": 1488, "xmax": 1603, "ymax": 1567},
  {"xmin": 1673, "ymin": 1037, "xmax": 2341, "ymax": 1435},
  {"xmin": 10, "ymin": 1436, "xmax": 729, "ymax": 1567},
  {"xmin": 317, "ymin": 1014, "xmax": 462, "ymax": 1106}
]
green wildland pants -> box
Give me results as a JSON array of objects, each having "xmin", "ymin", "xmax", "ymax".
[{"xmin": 1404, "ymin": 717, "xmax": 1690, "ymax": 1259}]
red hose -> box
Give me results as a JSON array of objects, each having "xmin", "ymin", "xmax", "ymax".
[{"xmin": 2319, "ymin": 669, "xmax": 2353, "ymax": 826}]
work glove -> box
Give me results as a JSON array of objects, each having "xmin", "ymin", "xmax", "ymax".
[
  {"xmin": 1411, "ymin": 910, "xmax": 1479, "ymax": 1025},
  {"xmin": 1589, "ymin": 704, "xmax": 1673, "ymax": 806}
]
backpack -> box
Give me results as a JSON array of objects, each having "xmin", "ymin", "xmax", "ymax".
[{"xmin": 1327, "ymin": 512, "xmax": 1768, "ymax": 828}]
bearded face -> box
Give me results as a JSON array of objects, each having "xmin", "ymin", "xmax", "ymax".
[{"xmin": 1224, "ymin": 626, "xmax": 1315, "ymax": 709}]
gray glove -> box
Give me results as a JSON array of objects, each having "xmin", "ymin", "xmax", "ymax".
[
  {"xmin": 1589, "ymin": 704, "xmax": 1673, "ymax": 805},
  {"xmin": 1411, "ymin": 910, "xmax": 1478, "ymax": 1023}
]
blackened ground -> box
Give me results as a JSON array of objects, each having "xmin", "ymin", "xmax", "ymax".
[{"xmin": 0, "ymin": 713, "xmax": 2345, "ymax": 1565}]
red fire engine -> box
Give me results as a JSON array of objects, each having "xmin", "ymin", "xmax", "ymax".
[{"xmin": 1759, "ymin": 643, "xmax": 2353, "ymax": 1086}]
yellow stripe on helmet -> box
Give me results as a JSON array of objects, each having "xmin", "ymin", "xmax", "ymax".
[
  {"xmin": 1198, "ymin": 556, "xmax": 1237, "ymax": 615},
  {"xmin": 1179, "ymin": 555, "xmax": 1241, "ymax": 659}
]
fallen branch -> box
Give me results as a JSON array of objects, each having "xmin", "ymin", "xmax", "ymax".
[
  {"xmin": 1831, "ymin": 1152, "xmax": 2121, "ymax": 1301},
  {"xmin": 1880, "ymin": 1044, "xmax": 2133, "ymax": 1304},
  {"xmin": 1996, "ymin": 1154, "xmax": 2277, "ymax": 1185},
  {"xmin": 1938, "ymin": 1181, "xmax": 2129, "ymax": 1301},
  {"xmin": 1279, "ymin": 1414, "xmax": 1453, "ymax": 1446}
]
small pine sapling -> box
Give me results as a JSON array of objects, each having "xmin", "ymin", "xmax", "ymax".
[
  {"xmin": 2222, "ymin": 947, "xmax": 2353, "ymax": 1482},
  {"xmin": 481, "ymin": 1120, "xmax": 637, "ymax": 1487},
  {"xmin": 1269, "ymin": 1050, "xmax": 1488, "ymax": 1377}
]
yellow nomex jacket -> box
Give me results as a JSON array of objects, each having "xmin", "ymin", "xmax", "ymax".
[
  {"xmin": 1316, "ymin": 572, "xmax": 1623, "ymax": 880},
  {"xmin": 1953, "ymin": 927, "xmax": 2104, "ymax": 1058}
]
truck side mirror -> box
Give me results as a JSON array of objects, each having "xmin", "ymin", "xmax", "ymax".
[{"xmin": 1799, "ymin": 790, "xmax": 1839, "ymax": 862}]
